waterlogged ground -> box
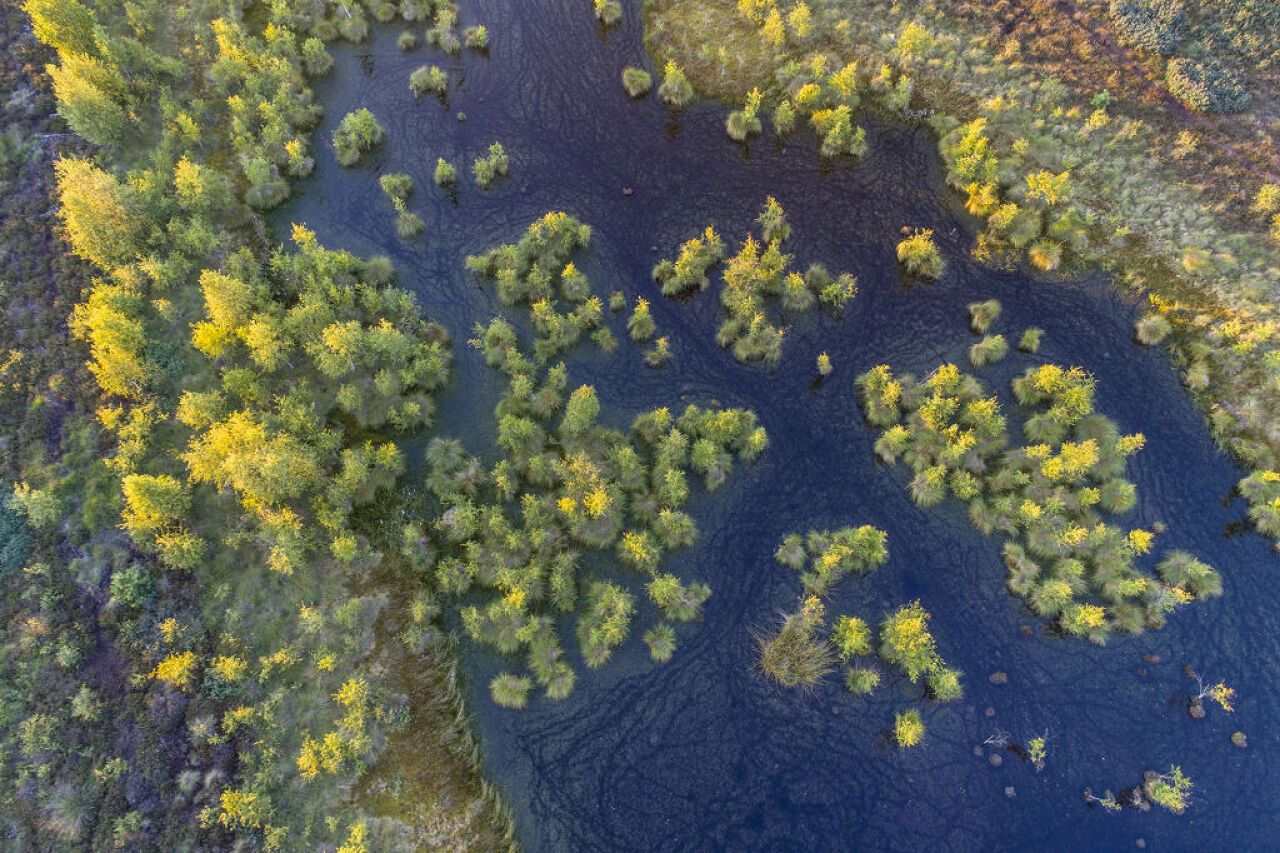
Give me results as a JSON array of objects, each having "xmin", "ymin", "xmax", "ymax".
[{"xmin": 274, "ymin": 0, "xmax": 1280, "ymax": 848}]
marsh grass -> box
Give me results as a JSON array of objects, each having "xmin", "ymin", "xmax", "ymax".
[{"xmin": 622, "ymin": 67, "xmax": 652, "ymax": 98}]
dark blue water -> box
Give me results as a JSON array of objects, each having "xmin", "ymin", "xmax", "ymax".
[{"xmin": 274, "ymin": 1, "xmax": 1280, "ymax": 848}]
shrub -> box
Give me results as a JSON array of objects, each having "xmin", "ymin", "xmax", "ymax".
[
  {"xmin": 894, "ymin": 709, "xmax": 925, "ymax": 747},
  {"xmin": 879, "ymin": 601, "xmax": 941, "ymax": 682},
  {"xmin": 396, "ymin": 212, "xmax": 425, "ymax": 239},
  {"xmin": 726, "ymin": 88, "xmax": 763, "ymax": 141},
  {"xmin": 1108, "ymin": 0, "xmax": 1186, "ymax": 55},
  {"xmin": 397, "ymin": 31, "xmax": 418, "ymax": 51},
  {"xmin": 926, "ymin": 666, "xmax": 964, "ymax": 701},
  {"xmin": 332, "ymin": 109, "xmax": 384, "ymax": 166},
  {"xmin": 1134, "ymin": 312, "xmax": 1171, "ymax": 345},
  {"xmin": 1146, "ymin": 766, "xmax": 1193, "ymax": 814},
  {"xmin": 622, "ymin": 67, "xmax": 652, "ymax": 97},
  {"xmin": 1165, "ymin": 58, "xmax": 1251, "ymax": 114},
  {"xmin": 897, "ymin": 229, "xmax": 944, "ymax": 279},
  {"xmin": 817, "ymin": 352, "xmax": 832, "ymax": 376},
  {"xmin": 831, "ymin": 615, "xmax": 871, "ymax": 659}
]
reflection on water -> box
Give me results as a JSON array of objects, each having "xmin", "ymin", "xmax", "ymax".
[{"xmin": 273, "ymin": 0, "xmax": 1280, "ymax": 848}]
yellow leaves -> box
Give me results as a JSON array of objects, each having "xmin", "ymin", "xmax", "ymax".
[
  {"xmin": 314, "ymin": 653, "xmax": 336, "ymax": 672},
  {"xmin": 1127, "ymin": 528, "xmax": 1155, "ymax": 555},
  {"xmin": 1024, "ymin": 169, "xmax": 1072, "ymax": 206},
  {"xmin": 761, "ymin": 6, "xmax": 785, "ymax": 46},
  {"xmin": 583, "ymin": 487, "xmax": 611, "ymax": 518},
  {"xmin": 151, "ymin": 651, "xmax": 198, "ymax": 690},
  {"xmin": 787, "ymin": 2, "xmax": 812, "ymax": 38},
  {"xmin": 290, "ymin": 222, "xmax": 316, "ymax": 248},
  {"xmin": 1207, "ymin": 682, "xmax": 1235, "ymax": 712},
  {"xmin": 793, "ymin": 82, "xmax": 822, "ymax": 110},
  {"xmin": 621, "ymin": 531, "xmax": 655, "ymax": 565},
  {"xmin": 1040, "ymin": 439, "xmax": 1099, "ymax": 482},
  {"xmin": 159, "ymin": 618, "xmax": 182, "ymax": 643},
  {"xmin": 1060, "ymin": 525, "xmax": 1089, "ymax": 547},
  {"xmin": 1024, "ymin": 443, "xmax": 1051, "ymax": 459},
  {"xmin": 258, "ymin": 647, "xmax": 300, "ymax": 680},
  {"xmin": 828, "ymin": 61, "xmax": 859, "ymax": 99},
  {"xmin": 1117, "ymin": 433, "xmax": 1146, "ymax": 455},
  {"xmin": 334, "ymin": 677, "xmax": 369, "ymax": 711},
  {"xmin": 297, "ymin": 731, "xmax": 347, "ymax": 779},
  {"xmin": 1019, "ymin": 499, "xmax": 1043, "ymax": 522},
  {"xmin": 218, "ymin": 789, "xmax": 266, "ymax": 830},
  {"xmin": 897, "ymin": 21, "xmax": 933, "ymax": 57},
  {"xmin": 337, "ymin": 822, "xmax": 369, "ymax": 853},
  {"xmin": 1074, "ymin": 603, "xmax": 1106, "ymax": 629},
  {"xmin": 212, "ymin": 655, "xmax": 247, "ymax": 683},
  {"xmin": 504, "ymin": 587, "xmax": 526, "ymax": 609},
  {"xmin": 894, "ymin": 710, "xmax": 925, "ymax": 747}
]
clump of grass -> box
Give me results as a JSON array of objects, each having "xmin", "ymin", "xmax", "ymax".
[
  {"xmin": 332, "ymin": 108, "xmax": 384, "ymax": 167},
  {"xmin": 433, "ymin": 158, "xmax": 456, "ymax": 188},
  {"xmin": 1134, "ymin": 312, "xmax": 1171, "ymax": 345},
  {"xmin": 969, "ymin": 334, "xmax": 1008, "ymax": 367},
  {"xmin": 968, "ymin": 299, "xmax": 1002, "ymax": 333},
  {"xmin": 726, "ymin": 88, "xmax": 763, "ymax": 141},
  {"xmin": 897, "ymin": 229, "xmax": 944, "ymax": 279},
  {"xmin": 894, "ymin": 709, "xmax": 925, "ymax": 747},
  {"xmin": 758, "ymin": 597, "xmax": 836, "ymax": 688},
  {"xmin": 844, "ymin": 666, "xmax": 880, "ymax": 695},
  {"xmin": 658, "ymin": 60, "xmax": 694, "ymax": 108},
  {"xmin": 644, "ymin": 336, "xmax": 671, "ymax": 367},
  {"xmin": 817, "ymin": 352, "xmax": 832, "ymax": 376},
  {"xmin": 926, "ymin": 666, "xmax": 964, "ymax": 701},
  {"xmin": 622, "ymin": 67, "xmax": 652, "ymax": 97},
  {"xmin": 1028, "ymin": 238, "xmax": 1063, "ymax": 271},
  {"xmin": 410, "ymin": 65, "xmax": 448, "ymax": 98},
  {"xmin": 490, "ymin": 673, "xmax": 532, "ymax": 709},
  {"xmin": 1018, "ymin": 327, "xmax": 1044, "ymax": 353},
  {"xmin": 397, "ymin": 31, "xmax": 418, "ymax": 51},
  {"xmin": 472, "ymin": 142, "xmax": 509, "ymax": 189},
  {"xmin": 396, "ymin": 212, "xmax": 425, "ymax": 239},
  {"xmin": 464, "ymin": 25, "xmax": 489, "ymax": 51},
  {"xmin": 628, "ymin": 297, "xmax": 656, "ymax": 341},
  {"xmin": 594, "ymin": 0, "xmax": 622, "ymax": 26},
  {"xmin": 652, "ymin": 225, "xmax": 725, "ymax": 295},
  {"xmin": 645, "ymin": 624, "xmax": 677, "ymax": 662}
]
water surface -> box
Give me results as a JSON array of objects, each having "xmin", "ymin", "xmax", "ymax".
[{"xmin": 275, "ymin": 1, "xmax": 1280, "ymax": 848}]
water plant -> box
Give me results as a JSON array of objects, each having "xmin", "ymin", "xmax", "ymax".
[
  {"xmin": 464, "ymin": 25, "xmax": 489, "ymax": 51},
  {"xmin": 896, "ymin": 229, "xmax": 944, "ymax": 279},
  {"xmin": 410, "ymin": 65, "xmax": 448, "ymax": 98},
  {"xmin": 1018, "ymin": 327, "xmax": 1045, "ymax": 353},
  {"xmin": 758, "ymin": 596, "xmax": 836, "ymax": 688},
  {"xmin": 1134, "ymin": 312, "xmax": 1171, "ymax": 345},
  {"xmin": 398, "ymin": 31, "xmax": 418, "ymax": 51},
  {"xmin": 490, "ymin": 673, "xmax": 532, "ymax": 709},
  {"xmin": 628, "ymin": 297, "xmax": 656, "ymax": 341},
  {"xmin": 434, "ymin": 157, "xmax": 457, "ymax": 188},
  {"xmin": 817, "ymin": 352, "xmax": 832, "ymax": 376},
  {"xmin": 844, "ymin": 666, "xmax": 880, "ymax": 695},
  {"xmin": 773, "ymin": 525, "xmax": 889, "ymax": 596},
  {"xmin": 332, "ymin": 108, "xmax": 384, "ymax": 166},
  {"xmin": 465, "ymin": 212, "xmax": 601, "ymax": 360},
  {"xmin": 594, "ymin": 0, "xmax": 622, "ymax": 27},
  {"xmin": 1027, "ymin": 733, "xmax": 1048, "ymax": 771},
  {"xmin": 726, "ymin": 88, "xmax": 763, "ymax": 141},
  {"xmin": 471, "ymin": 141, "xmax": 510, "ymax": 189},
  {"xmin": 894, "ymin": 709, "xmax": 925, "ymax": 747},
  {"xmin": 969, "ymin": 334, "xmax": 1008, "ymax": 367},
  {"xmin": 1146, "ymin": 766, "xmax": 1193, "ymax": 814},
  {"xmin": 968, "ymin": 299, "xmax": 1002, "ymax": 334},
  {"xmin": 652, "ymin": 226, "xmax": 726, "ymax": 296},
  {"xmin": 622, "ymin": 67, "xmax": 652, "ymax": 98},
  {"xmin": 858, "ymin": 361, "xmax": 1223, "ymax": 639},
  {"xmin": 658, "ymin": 60, "xmax": 694, "ymax": 107},
  {"xmin": 645, "ymin": 336, "xmax": 672, "ymax": 367}
]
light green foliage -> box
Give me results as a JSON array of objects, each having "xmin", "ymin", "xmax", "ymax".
[
  {"xmin": 831, "ymin": 615, "xmax": 872, "ymax": 659},
  {"xmin": 774, "ymin": 525, "xmax": 888, "ymax": 595},
  {"xmin": 859, "ymin": 362, "xmax": 1221, "ymax": 640},
  {"xmin": 433, "ymin": 157, "xmax": 457, "ymax": 187},
  {"xmin": 658, "ymin": 60, "xmax": 694, "ymax": 107},
  {"xmin": 879, "ymin": 600, "xmax": 944, "ymax": 683},
  {"xmin": 410, "ymin": 65, "xmax": 448, "ymax": 98},
  {"xmin": 465, "ymin": 212, "xmax": 598, "ymax": 360},
  {"xmin": 332, "ymin": 109, "xmax": 384, "ymax": 166},
  {"xmin": 726, "ymin": 88, "xmax": 763, "ymax": 141},
  {"xmin": 1135, "ymin": 312, "xmax": 1171, "ymax": 345},
  {"xmin": 622, "ymin": 66, "xmax": 653, "ymax": 97},
  {"xmin": 969, "ymin": 334, "xmax": 1008, "ymax": 367},
  {"xmin": 1147, "ymin": 766, "xmax": 1193, "ymax": 814},
  {"xmin": 844, "ymin": 666, "xmax": 880, "ymax": 695},
  {"xmin": 653, "ymin": 225, "xmax": 726, "ymax": 295},
  {"xmin": 471, "ymin": 141, "xmax": 510, "ymax": 188},
  {"xmin": 444, "ymin": 327, "xmax": 765, "ymax": 700},
  {"xmin": 896, "ymin": 229, "xmax": 944, "ymax": 279},
  {"xmin": 969, "ymin": 299, "xmax": 1002, "ymax": 334},
  {"xmin": 490, "ymin": 673, "xmax": 533, "ymax": 708},
  {"xmin": 894, "ymin": 708, "xmax": 925, "ymax": 747},
  {"xmin": 1018, "ymin": 327, "xmax": 1045, "ymax": 353},
  {"xmin": 464, "ymin": 25, "xmax": 489, "ymax": 51}
]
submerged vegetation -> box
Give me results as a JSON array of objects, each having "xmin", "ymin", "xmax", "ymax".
[
  {"xmin": 858, "ymin": 360, "xmax": 1222, "ymax": 641},
  {"xmin": 654, "ymin": 197, "xmax": 855, "ymax": 365}
]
